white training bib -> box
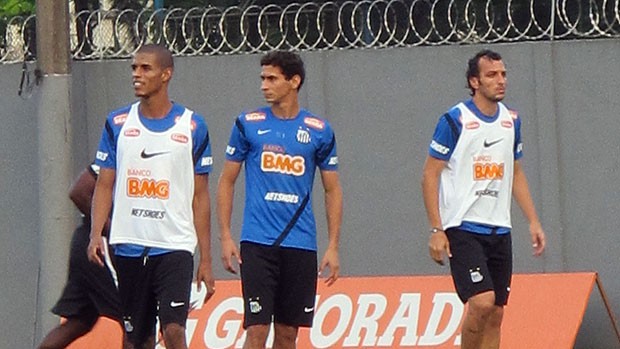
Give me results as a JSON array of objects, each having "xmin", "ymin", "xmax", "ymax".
[
  {"xmin": 440, "ymin": 102, "xmax": 516, "ymax": 230},
  {"xmin": 110, "ymin": 102, "xmax": 197, "ymax": 253}
]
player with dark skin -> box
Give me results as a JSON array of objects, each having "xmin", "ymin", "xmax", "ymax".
[
  {"xmin": 37, "ymin": 165, "xmax": 128, "ymax": 349},
  {"xmin": 88, "ymin": 45, "xmax": 215, "ymax": 349}
]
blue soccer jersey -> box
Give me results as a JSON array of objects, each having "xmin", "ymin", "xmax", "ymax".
[{"xmin": 225, "ymin": 107, "xmax": 338, "ymax": 251}]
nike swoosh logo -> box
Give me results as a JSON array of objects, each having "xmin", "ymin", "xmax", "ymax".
[
  {"xmin": 304, "ymin": 307, "xmax": 314, "ymax": 313},
  {"xmin": 141, "ymin": 149, "xmax": 170, "ymax": 159},
  {"xmin": 483, "ymin": 138, "xmax": 503, "ymax": 148},
  {"xmin": 257, "ymin": 129, "xmax": 271, "ymax": 135},
  {"xmin": 170, "ymin": 301, "xmax": 185, "ymax": 308}
]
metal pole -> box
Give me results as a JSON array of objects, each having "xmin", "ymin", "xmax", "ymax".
[
  {"xmin": 33, "ymin": 0, "xmax": 74, "ymax": 345},
  {"xmin": 550, "ymin": 0, "xmax": 555, "ymax": 40}
]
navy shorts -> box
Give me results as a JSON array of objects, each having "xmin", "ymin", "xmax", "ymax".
[
  {"xmin": 240, "ymin": 242, "xmax": 317, "ymax": 328},
  {"xmin": 115, "ymin": 250, "xmax": 193, "ymax": 346},
  {"xmin": 51, "ymin": 222, "xmax": 122, "ymax": 327},
  {"xmin": 446, "ymin": 228, "xmax": 512, "ymax": 305}
]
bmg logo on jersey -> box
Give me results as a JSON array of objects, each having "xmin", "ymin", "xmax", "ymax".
[
  {"xmin": 473, "ymin": 162, "xmax": 504, "ymax": 180},
  {"xmin": 261, "ymin": 151, "xmax": 305, "ymax": 176},
  {"xmin": 127, "ymin": 177, "xmax": 170, "ymax": 199},
  {"xmin": 472, "ymin": 155, "xmax": 504, "ymax": 180}
]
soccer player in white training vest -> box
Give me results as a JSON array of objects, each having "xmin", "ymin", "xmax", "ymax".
[{"xmin": 422, "ymin": 49, "xmax": 546, "ymax": 349}]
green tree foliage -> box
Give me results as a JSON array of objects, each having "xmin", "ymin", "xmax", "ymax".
[{"xmin": 0, "ymin": 0, "xmax": 35, "ymax": 17}]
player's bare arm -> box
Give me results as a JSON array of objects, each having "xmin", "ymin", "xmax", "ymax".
[
  {"xmin": 69, "ymin": 168, "xmax": 97, "ymax": 216},
  {"xmin": 512, "ymin": 160, "xmax": 546, "ymax": 256},
  {"xmin": 421, "ymin": 155, "xmax": 452, "ymax": 265},
  {"xmin": 194, "ymin": 173, "xmax": 215, "ymax": 302},
  {"xmin": 88, "ymin": 168, "xmax": 115, "ymax": 267},
  {"xmin": 216, "ymin": 160, "xmax": 243, "ymax": 274},
  {"xmin": 319, "ymin": 170, "xmax": 342, "ymax": 286}
]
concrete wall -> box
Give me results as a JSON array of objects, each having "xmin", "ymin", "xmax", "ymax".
[
  {"xmin": 0, "ymin": 63, "xmax": 40, "ymax": 349},
  {"xmin": 1, "ymin": 40, "xmax": 619, "ymax": 348}
]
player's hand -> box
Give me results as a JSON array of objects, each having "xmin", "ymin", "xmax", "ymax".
[
  {"xmin": 220, "ymin": 237, "xmax": 241, "ymax": 275},
  {"xmin": 319, "ymin": 246, "xmax": 340, "ymax": 286},
  {"xmin": 530, "ymin": 221, "xmax": 546, "ymax": 256},
  {"xmin": 428, "ymin": 230, "xmax": 451, "ymax": 266},
  {"xmin": 87, "ymin": 235, "xmax": 105, "ymax": 267},
  {"xmin": 196, "ymin": 263, "xmax": 216, "ymax": 303}
]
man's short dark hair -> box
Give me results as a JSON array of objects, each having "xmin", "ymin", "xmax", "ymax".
[
  {"xmin": 466, "ymin": 49, "xmax": 502, "ymax": 95},
  {"xmin": 260, "ymin": 50, "xmax": 305, "ymax": 90},
  {"xmin": 137, "ymin": 44, "xmax": 174, "ymax": 70}
]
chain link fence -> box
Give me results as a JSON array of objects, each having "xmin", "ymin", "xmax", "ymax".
[{"xmin": 2, "ymin": 0, "xmax": 620, "ymax": 63}]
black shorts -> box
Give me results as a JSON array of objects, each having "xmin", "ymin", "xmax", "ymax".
[
  {"xmin": 240, "ymin": 242, "xmax": 317, "ymax": 329},
  {"xmin": 115, "ymin": 250, "xmax": 193, "ymax": 346},
  {"xmin": 51, "ymin": 222, "xmax": 122, "ymax": 327},
  {"xmin": 446, "ymin": 228, "xmax": 512, "ymax": 306}
]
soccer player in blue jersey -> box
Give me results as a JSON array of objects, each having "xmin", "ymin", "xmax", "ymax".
[
  {"xmin": 87, "ymin": 44, "xmax": 215, "ymax": 349},
  {"xmin": 217, "ymin": 51, "xmax": 343, "ymax": 349},
  {"xmin": 421, "ymin": 49, "xmax": 546, "ymax": 349}
]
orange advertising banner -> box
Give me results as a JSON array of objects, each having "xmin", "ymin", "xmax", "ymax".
[{"xmin": 67, "ymin": 272, "xmax": 596, "ymax": 349}]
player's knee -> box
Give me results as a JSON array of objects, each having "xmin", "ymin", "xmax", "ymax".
[
  {"xmin": 486, "ymin": 306, "xmax": 504, "ymax": 327},
  {"xmin": 244, "ymin": 324, "xmax": 270, "ymax": 346},
  {"xmin": 467, "ymin": 291, "xmax": 497, "ymax": 317},
  {"xmin": 274, "ymin": 323, "xmax": 298, "ymax": 345},
  {"xmin": 162, "ymin": 322, "xmax": 186, "ymax": 342}
]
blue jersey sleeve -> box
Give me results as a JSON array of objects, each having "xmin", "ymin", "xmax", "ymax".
[
  {"xmin": 225, "ymin": 115, "xmax": 250, "ymax": 162},
  {"xmin": 317, "ymin": 123, "xmax": 338, "ymax": 171},
  {"xmin": 94, "ymin": 111, "xmax": 126, "ymax": 170},
  {"xmin": 192, "ymin": 114, "xmax": 212, "ymax": 174},
  {"xmin": 513, "ymin": 112, "xmax": 523, "ymax": 160},
  {"xmin": 428, "ymin": 108, "xmax": 462, "ymax": 160}
]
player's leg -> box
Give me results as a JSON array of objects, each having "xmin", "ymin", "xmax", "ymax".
[
  {"xmin": 272, "ymin": 324, "xmax": 298, "ymax": 349},
  {"xmin": 36, "ymin": 316, "xmax": 97, "ymax": 349},
  {"xmin": 38, "ymin": 224, "xmax": 99, "ymax": 349},
  {"xmin": 445, "ymin": 229, "xmax": 497, "ymax": 349},
  {"xmin": 155, "ymin": 251, "xmax": 193, "ymax": 349},
  {"xmin": 82, "ymin": 234, "xmax": 129, "ymax": 347},
  {"xmin": 273, "ymin": 247, "xmax": 317, "ymax": 349},
  {"xmin": 460, "ymin": 291, "xmax": 497, "ymax": 349},
  {"xmin": 160, "ymin": 323, "xmax": 187, "ymax": 349},
  {"xmin": 244, "ymin": 325, "xmax": 271, "ymax": 349},
  {"xmin": 479, "ymin": 305, "xmax": 504, "ymax": 349},
  {"xmin": 240, "ymin": 242, "xmax": 279, "ymax": 349},
  {"xmin": 480, "ymin": 233, "xmax": 512, "ymax": 349}
]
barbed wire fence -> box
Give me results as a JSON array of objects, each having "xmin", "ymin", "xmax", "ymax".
[{"xmin": 2, "ymin": 0, "xmax": 620, "ymax": 64}]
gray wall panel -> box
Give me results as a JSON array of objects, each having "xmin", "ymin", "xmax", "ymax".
[
  {"xmin": 554, "ymin": 40, "xmax": 620, "ymax": 322},
  {"xmin": 0, "ymin": 63, "xmax": 40, "ymax": 349}
]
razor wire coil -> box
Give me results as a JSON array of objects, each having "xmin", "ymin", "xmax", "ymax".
[{"xmin": 1, "ymin": 0, "xmax": 620, "ymax": 63}]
